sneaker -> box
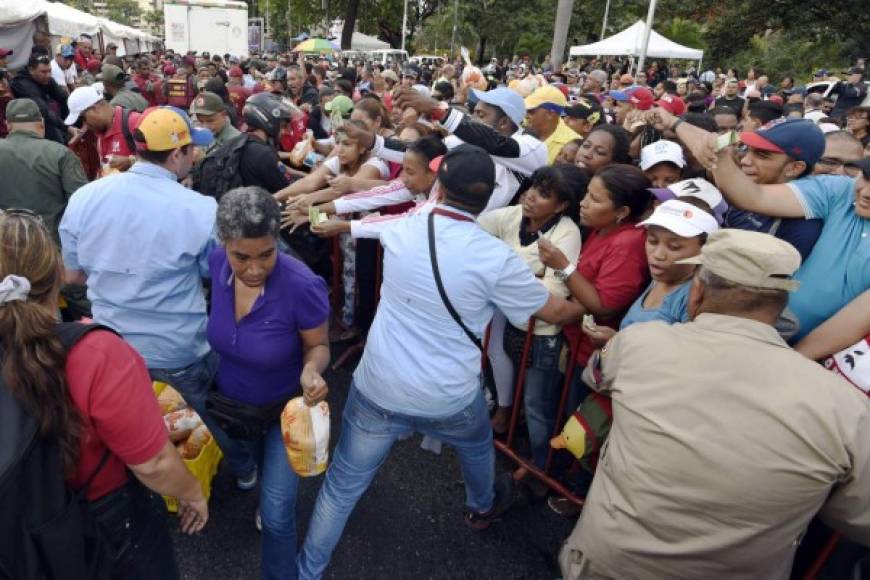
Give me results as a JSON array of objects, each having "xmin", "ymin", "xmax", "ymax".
[
  {"xmin": 464, "ymin": 473, "xmax": 516, "ymax": 531},
  {"xmin": 547, "ymin": 496, "xmax": 583, "ymax": 518},
  {"xmin": 237, "ymin": 466, "xmax": 258, "ymax": 491},
  {"xmin": 255, "ymin": 506, "xmax": 262, "ymax": 533}
]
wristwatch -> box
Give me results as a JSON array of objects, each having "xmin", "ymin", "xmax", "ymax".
[{"xmin": 554, "ymin": 263, "xmax": 576, "ymax": 282}]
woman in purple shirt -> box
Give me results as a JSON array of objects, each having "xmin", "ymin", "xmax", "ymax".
[{"xmin": 207, "ymin": 186, "xmax": 330, "ymax": 580}]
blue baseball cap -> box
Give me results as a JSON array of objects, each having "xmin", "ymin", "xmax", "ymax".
[
  {"xmin": 59, "ymin": 44, "xmax": 75, "ymax": 58},
  {"xmin": 471, "ymin": 87, "xmax": 525, "ymax": 127},
  {"xmin": 740, "ymin": 118, "xmax": 825, "ymax": 167},
  {"xmin": 607, "ymin": 90, "xmax": 630, "ymax": 102}
]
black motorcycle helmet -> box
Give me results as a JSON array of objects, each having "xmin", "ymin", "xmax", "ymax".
[{"xmin": 243, "ymin": 92, "xmax": 294, "ymax": 142}]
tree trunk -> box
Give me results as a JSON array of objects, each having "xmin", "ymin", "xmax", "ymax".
[
  {"xmin": 550, "ymin": 0, "xmax": 574, "ymax": 69},
  {"xmin": 342, "ymin": 0, "xmax": 360, "ymax": 50},
  {"xmin": 477, "ymin": 36, "xmax": 487, "ymax": 65}
]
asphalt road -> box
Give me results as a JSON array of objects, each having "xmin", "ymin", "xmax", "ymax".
[{"xmin": 170, "ymin": 347, "xmax": 575, "ymax": 580}]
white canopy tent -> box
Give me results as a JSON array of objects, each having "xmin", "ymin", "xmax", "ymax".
[
  {"xmin": 570, "ymin": 20, "xmax": 703, "ymax": 66},
  {"xmin": 0, "ymin": 0, "xmax": 159, "ymax": 66},
  {"xmin": 350, "ymin": 31, "xmax": 389, "ymax": 51},
  {"xmin": 45, "ymin": 2, "xmax": 101, "ymax": 39}
]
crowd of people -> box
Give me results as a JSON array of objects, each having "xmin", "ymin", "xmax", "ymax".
[{"xmin": 0, "ymin": 28, "xmax": 869, "ymax": 580}]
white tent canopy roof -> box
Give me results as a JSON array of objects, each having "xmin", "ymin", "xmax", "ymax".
[
  {"xmin": 570, "ymin": 20, "xmax": 703, "ymax": 60},
  {"xmin": 44, "ymin": 2, "xmax": 101, "ymax": 38},
  {"xmin": 350, "ymin": 31, "xmax": 389, "ymax": 51}
]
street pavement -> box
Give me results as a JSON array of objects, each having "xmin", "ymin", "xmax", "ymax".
[{"xmin": 170, "ymin": 348, "xmax": 575, "ymax": 579}]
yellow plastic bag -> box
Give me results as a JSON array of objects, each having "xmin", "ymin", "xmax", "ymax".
[{"xmin": 281, "ymin": 397, "xmax": 330, "ymax": 477}]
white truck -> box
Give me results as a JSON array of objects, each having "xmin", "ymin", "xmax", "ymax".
[{"xmin": 163, "ymin": 0, "xmax": 249, "ymax": 57}]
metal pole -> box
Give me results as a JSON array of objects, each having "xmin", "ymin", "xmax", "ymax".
[
  {"xmin": 450, "ymin": 0, "xmax": 458, "ymax": 57},
  {"xmin": 401, "ymin": 0, "xmax": 408, "ymax": 52},
  {"xmin": 636, "ymin": 0, "xmax": 658, "ymax": 77},
  {"xmin": 600, "ymin": 0, "xmax": 611, "ymax": 41}
]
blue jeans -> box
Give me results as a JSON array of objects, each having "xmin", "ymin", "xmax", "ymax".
[
  {"xmin": 149, "ymin": 351, "xmax": 255, "ymax": 478},
  {"xmin": 297, "ymin": 385, "xmax": 495, "ymax": 580},
  {"xmin": 237, "ymin": 422, "xmax": 300, "ymax": 580},
  {"xmin": 523, "ymin": 334, "xmax": 564, "ymax": 468}
]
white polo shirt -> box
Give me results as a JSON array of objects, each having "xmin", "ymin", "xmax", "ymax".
[{"xmin": 354, "ymin": 206, "xmax": 550, "ymax": 417}]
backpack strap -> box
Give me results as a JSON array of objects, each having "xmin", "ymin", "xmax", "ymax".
[
  {"xmin": 120, "ymin": 108, "xmax": 136, "ymax": 155},
  {"xmin": 55, "ymin": 322, "xmax": 117, "ymax": 350}
]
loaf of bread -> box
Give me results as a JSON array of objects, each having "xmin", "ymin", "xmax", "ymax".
[
  {"xmin": 157, "ymin": 385, "xmax": 187, "ymax": 414},
  {"xmin": 178, "ymin": 425, "xmax": 212, "ymax": 459}
]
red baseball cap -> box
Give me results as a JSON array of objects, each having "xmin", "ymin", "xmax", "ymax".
[
  {"xmin": 0, "ymin": 48, "xmax": 12, "ymax": 57},
  {"xmin": 768, "ymin": 94, "xmax": 784, "ymax": 105},
  {"xmin": 228, "ymin": 66, "xmax": 243, "ymax": 78},
  {"xmin": 627, "ymin": 87, "xmax": 654, "ymax": 111},
  {"xmin": 655, "ymin": 94, "xmax": 686, "ymax": 116},
  {"xmin": 162, "ymin": 63, "xmax": 177, "ymax": 75}
]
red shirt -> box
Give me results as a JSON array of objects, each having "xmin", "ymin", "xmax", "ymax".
[
  {"xmin": 228, "ymin": 85, "xmax": 251, "ymax": 119},
  {"xmin": 65, "ymin": 330, "xmax": 168, "ymax": 501},
  {"xmin": 132, "ymin": 73, "xmax": 166, "ymax": 108},
  {"xmin": 566, "ymin": 223, "xmax": 649, "ymax": 366},
  {"xmin": 97, "ymin": 106, "xmax": 143, "ymax": 162}
]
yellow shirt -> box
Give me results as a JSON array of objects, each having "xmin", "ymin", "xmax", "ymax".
[{"xmin": 543, "ymin": 119, "xmax": 581, "ymax": 165}]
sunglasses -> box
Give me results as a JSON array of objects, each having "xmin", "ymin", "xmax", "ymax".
[{"xmin": 35, "ymin": 56, "xmax": 51, "ymax": 65}]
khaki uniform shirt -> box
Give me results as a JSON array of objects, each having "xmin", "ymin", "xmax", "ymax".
[
  {"xmin": 0, "ymin": 130, "xmax": 87, "ymax": 241},
  {"xmin": 109, "ymin": 88, "xmax": 149, "ymax": 113},
  {"xmin": 563, "ymin": 313, "xmax": 870, "ymax": 580}
]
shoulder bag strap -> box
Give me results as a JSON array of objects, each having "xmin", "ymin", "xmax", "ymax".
[
  {"xmin": 428, "ymin": 212, "xmax": 484, "ymax": 351},
  {"xmin": 428, "ymin": 212, "xmax": 498, "ymax": 402}
]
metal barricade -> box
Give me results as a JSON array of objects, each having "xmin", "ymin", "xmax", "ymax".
[{"xmin": 493, "ymin": 317, "xmax": 585, "ymax": 508}]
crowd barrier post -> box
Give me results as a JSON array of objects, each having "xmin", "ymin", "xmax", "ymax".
[
  {"xmin": 493, "ymin": 318, "xmax": 585, "ymax": 508},
  {"xmin": 802, "ymin": 531, "xmax": 841, "ymax": 580}
]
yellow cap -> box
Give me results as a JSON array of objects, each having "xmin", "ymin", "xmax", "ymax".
[
  {"xmin": 136, "ymin": 107, "xmax": 213, "ymax": 152},
  {"xmin": 524, "ymin": 85, "xmax": 568, "ymax": 111},
  {"xmin": 677, "ymin": 229, "xmax": 801, "ymax": 291}
]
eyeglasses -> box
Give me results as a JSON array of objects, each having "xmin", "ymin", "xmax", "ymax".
[{"xmin": 817, "ymin": 157, "xmax": 863, "ymax": 177}]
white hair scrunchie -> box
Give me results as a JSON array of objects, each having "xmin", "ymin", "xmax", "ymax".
[{"xmin": 0, "ymin": 275, "xmax": 31, "ymax": 305}]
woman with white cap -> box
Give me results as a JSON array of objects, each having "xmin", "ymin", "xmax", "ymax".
[{"xmin": 585, "ymin": 197, "xmax": 720, "ymax": 344}]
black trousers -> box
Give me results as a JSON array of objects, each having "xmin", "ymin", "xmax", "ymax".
[{"xmin": 88, "ymin": 479, "xmax": 180, "ymax": 580}]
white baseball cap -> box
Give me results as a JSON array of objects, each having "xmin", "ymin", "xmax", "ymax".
[
  {"xmin": 640, "ymin": 139, "xmax": 686, "ymax": 171},
  {"xmin": 639, "ymin": 199, "xmax": 719, "ymax": 237},
  {"xmin": 650, "ymin": 178, "xmax": 728, "ymax": 224},
  {"xmin": 64, "ymin": 86, "xmax": 104, "ymax": 125}
]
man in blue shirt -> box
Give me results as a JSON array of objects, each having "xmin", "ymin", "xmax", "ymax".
[
  {"xmin": 724, "ymin": 118, "xmax": 826, "ymax": 262},
  {"xmin": 297, "ymin": 145, "xmax": 584, "ymax": 580},
  {"xmin": 707, "ymin": 130, "xmax": 868, "ymax": 342},
  {"xmin": 60, "ymin": 106, "xmax": 257, "ymax": 488}
]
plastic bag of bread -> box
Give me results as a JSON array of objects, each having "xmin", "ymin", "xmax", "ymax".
[
  {"xmin": 459, "ymin": 47, "xmax": 487, "ymax": 91},
  {"xmin": 288, "ymin": 131, "xmax": 314, "ymax": 168},
  {"xmin": 281, "ymin": 397, "xmax": 330, "ymax": 477},
  {"xmin": 157, "ymin": 384, "xmax": 187, "ymax": 414},
  {"xmin": 163, "ymin": 408, "xmax": 203, "ymax": 436},
  {"xmin": 178, "ymin": 424, "xmax": 212, "ymax": 459}
]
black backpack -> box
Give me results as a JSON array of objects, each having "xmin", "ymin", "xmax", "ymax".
[
  {"xmin": 192, "ymin": 133, "xmax": 249, "ymax": 200},
  {"xmin": 0, "ymin": 323, "xmax": 116, "ymax": 580}
]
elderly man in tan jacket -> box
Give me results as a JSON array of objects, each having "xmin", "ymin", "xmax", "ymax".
[{"xmin": 561, "ymin": 229, "xmax": 870, "ymax": 580}]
